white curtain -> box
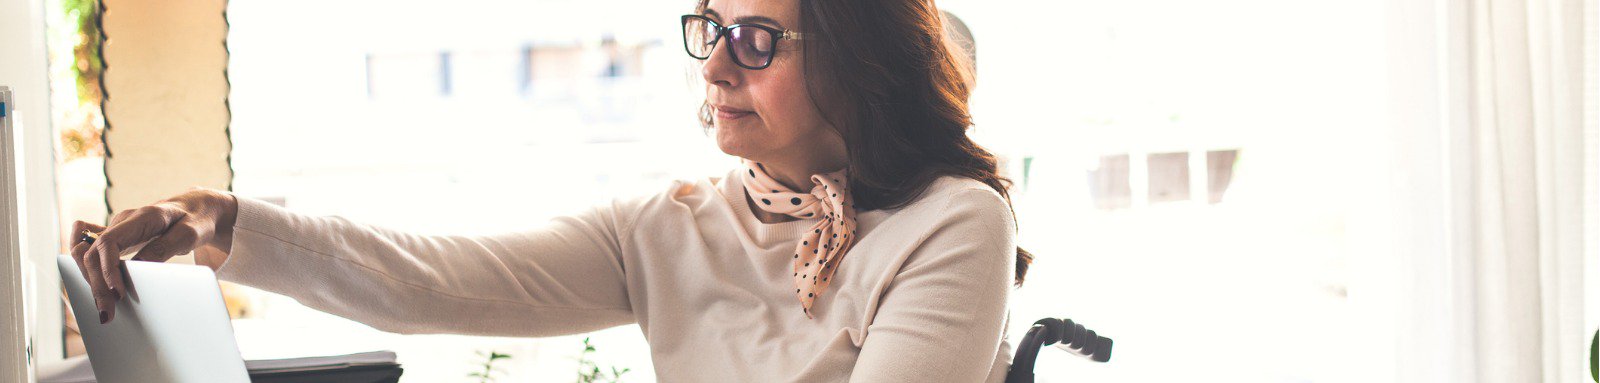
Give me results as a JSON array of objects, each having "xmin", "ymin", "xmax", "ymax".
[
  {"xmin": 1384, "ymin": 0, "xmax": 1596, "ymax": 381},
  {"xmin": 1459, "ymin": 0, "xmax": 1593, "ymax": 381}
]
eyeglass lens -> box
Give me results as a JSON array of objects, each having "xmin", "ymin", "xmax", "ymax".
[{"xmin": 683, "ymin": 17, "xmax": 777, "ymax": 68}]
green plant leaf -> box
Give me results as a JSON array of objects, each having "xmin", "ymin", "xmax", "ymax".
[{"xmin": 575, "ymin": 336, "xmax": 632, "ymax": 383}]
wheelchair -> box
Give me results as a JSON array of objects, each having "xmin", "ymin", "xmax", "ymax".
[{"xmin": 1004, "ymin": 317, "xmax": 1114, "ymax": 383}]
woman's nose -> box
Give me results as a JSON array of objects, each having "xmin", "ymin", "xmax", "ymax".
[{"xmin": 700, "ymin": 40, "xmax": 741, "ymax": 88}]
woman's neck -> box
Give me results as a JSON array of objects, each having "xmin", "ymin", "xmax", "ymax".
[
  {"xmin": 745, "ymin": 154, "xmax": 847, "ymax": 224},
  {"xmin": 758, "ymin": 157, "xmax": 848, "ymax": 192}
]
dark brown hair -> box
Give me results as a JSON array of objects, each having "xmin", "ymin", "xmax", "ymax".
[{"xmin": 696, "ymin": 0, "xmax": 1032, "ymax": 286}]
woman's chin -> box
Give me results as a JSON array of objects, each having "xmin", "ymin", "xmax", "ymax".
[
  {"xmin": 714, "ymin": 128, "xmax": 763, "ymax": 159},
  {"xmin": 714, "ymin": 134, "xmax": 750, "ymax": 158}
]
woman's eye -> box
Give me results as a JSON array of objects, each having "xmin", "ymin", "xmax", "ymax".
[{"xmin": 744, "ymin": 38, "xmax": 773, "ymax": 53}]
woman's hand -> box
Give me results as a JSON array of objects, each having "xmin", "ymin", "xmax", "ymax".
[{"xmin": 69, "ymin": 187, "xmax": 239, "ymax": 323}]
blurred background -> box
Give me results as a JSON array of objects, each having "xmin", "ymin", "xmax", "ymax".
[{"xmin": 2, "ymin": 0, "xmax": 1595, "ymax": 381}]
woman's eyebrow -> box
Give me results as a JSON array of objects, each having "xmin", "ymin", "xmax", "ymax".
[{"xmin": 702, "ymin": 9, "xmax": 785, "ymax": 29}]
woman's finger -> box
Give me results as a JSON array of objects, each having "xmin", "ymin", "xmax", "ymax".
[
  {"xmin": 70, "ymin": 240, "xmax": 91, "ymax": 262},
  {"xmin": 97, "ymin": 205, "xmax": 180, "ymax": 257},
  {"xmin": 71, "ymin": 220, "xmax": 107, "ymax": 248},
  {"xmin": 108, "ymin": 208, "xmax": 137, "ymax": 227},
  {"xmin": 90, "ymin": 205, "xmax": 180, "ymax": 320},
  {"xmin": 105, "ymin": 206, "xmax": 166, "ymax": 241},
  {"xmin": 70, "ymin": 220, "xmax": 113, "ymax": 300},
  {"xmin": 78, "ymin": 242, "xmax": 117, "ymax": 324},
  {"xmin": 68, "ymin": 241, "xmax": 100, "ymax": 320},
  {"xmin": 71, "ymin": 241, "xmax": 93, "ymax": 292},
  {"xmin": 69, "ymin": 241, "xmax": 92, "ymax": 303},
  {"xmin": 132, "ymin": 216, "xmax": 205, "ymax": 263},
  {"xmin": 99, "ymin": 240, "xmax": 126, "ymax": 302}
]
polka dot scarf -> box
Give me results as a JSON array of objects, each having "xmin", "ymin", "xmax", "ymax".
[{"xmin": 740, "ymin": 159, "xmax": 858, "ymax": 319}]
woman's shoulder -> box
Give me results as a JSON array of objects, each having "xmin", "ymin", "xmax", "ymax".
[
  {"xmin": 902, "ymin": 175, "xmax": 1010, "ymax": 215},
  {"xmin": 869, "ymin": 175, "xmax": 1015, "ymax": 238},
  {"xmin": 619, "ymin": 170, "xmax": 751, "ymax": 216},
  {"xmin": 621, "ymin": 173, "xmax": 725, "ymax": 208},
  {"xmin": 871, "ymin": 175, "xmax": 1017, "ymax": 278}
]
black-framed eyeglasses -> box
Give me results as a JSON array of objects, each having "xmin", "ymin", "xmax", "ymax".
[{"xmin": 681, "ymin": 14, "xmax": 805, "ymax": 70}]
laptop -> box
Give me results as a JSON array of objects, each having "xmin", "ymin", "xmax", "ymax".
[{"xmin": 57, "ymin": 254, "xmax": 250, "ymax": 383}]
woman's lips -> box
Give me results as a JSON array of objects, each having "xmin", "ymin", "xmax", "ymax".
[{"xmin": 715, "ymin": 105, "xmax": 755, "ymax": 120}]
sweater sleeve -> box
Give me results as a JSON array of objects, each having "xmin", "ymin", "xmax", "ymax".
[
  {"xmin": 849, "ymin": 187, "xmax": 1018, "ymax": 382},
  {"xmin": 215, "ymin": 194, "xmax": 642, "ymax": 337}
]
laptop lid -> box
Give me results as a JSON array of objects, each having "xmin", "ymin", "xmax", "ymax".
[{"xmin": 57, "ymin": 254, "xmax": 249, "ymax": 383}]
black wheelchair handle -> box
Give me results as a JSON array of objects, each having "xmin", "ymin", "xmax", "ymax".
[{"xmin": 1041, "ymin": 318, "xmax": 1113, "ymax": 363}]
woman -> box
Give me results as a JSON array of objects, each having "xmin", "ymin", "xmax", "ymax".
[{"xmin": 70, "ymin": 0, "xmax": 1034, "ymax": 380}]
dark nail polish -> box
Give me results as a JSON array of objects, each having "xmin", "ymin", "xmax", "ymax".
[{"xmin": 99, "ymin": 311, "xmax": 109, "ymax": 324}]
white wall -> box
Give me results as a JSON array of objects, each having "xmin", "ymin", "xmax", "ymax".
[
  {"xmin": 1, "ymin": 87, "xmax": 29, "ymax": 382},
  {"xmin": 0, "ymin": 0, "xmax": 65, "ymax": 379}
]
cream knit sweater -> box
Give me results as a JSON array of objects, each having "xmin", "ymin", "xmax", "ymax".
[{"xmin": 217, "ymin": 168, "xmax": 1017, "ymax": 382}]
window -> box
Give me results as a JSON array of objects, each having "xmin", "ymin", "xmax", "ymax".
[
  {"xmin": 225, "ymin": 0, "xmax": 699, "ymax": 380},
  {"xmin": 944, "ymin": 0, "xmax": 1388, "ymax": 380},
  {"xmin": 214, "ymin": 0, "xmax": 1391, "ymax": 381}
]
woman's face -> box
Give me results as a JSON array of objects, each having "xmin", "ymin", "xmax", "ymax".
[{"xmin": 699, "ymin": 0, "xmax": 841, "ymax": 170}]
